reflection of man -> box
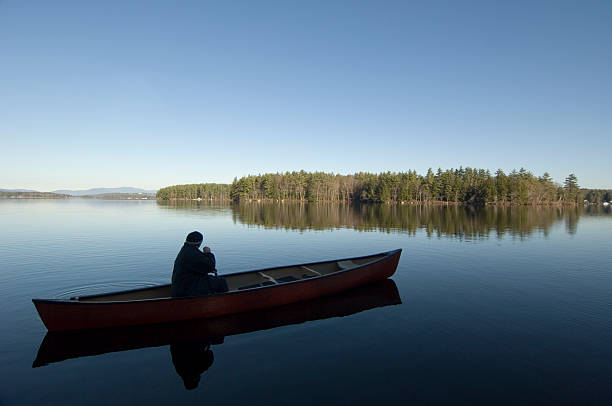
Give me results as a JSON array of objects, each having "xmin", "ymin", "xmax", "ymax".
[
  {"xmin": 171, "ymin": 231, "xmax": 229, "ymax": 297},
  {"xmin": 170, "ymin": 342, "xmax": 214, "ymax": 390}
]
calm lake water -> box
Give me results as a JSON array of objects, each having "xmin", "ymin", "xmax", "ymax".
[{"xmin": 1, "ymin": 199, "xmax": 611, "ymax": 405}]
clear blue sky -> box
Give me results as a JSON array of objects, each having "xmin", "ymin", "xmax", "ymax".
[{"xmin": 1, "ymin": 0, "xmax": 610, "ymax": 190}]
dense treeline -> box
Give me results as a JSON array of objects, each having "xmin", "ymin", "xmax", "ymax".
[
  {"xmin": 229, "ymin": 169, "xmax": 587, "ymax": 205},
  {"xmin": 0, "ymin": 191, "xmax": 70, "ymax": 199},
  {"xmin": 79, "ymin": 193, "xmax": 155, "ymax": 200},
  {"xmin": 156, "ymin": 169, "xmax": 609, "ymax": 205},
  {"xmin": 156, "ymin": 183, "xmax": 231, "ymax": 200},
  {"xmin": 583, "ymin": 189, "xmax": 612, "ymax": 204}
]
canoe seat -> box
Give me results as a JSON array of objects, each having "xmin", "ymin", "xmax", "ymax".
[
  {"xmin": 338, "ymin": 260, "xmax": 357, "ymax": 270},
  {"xmin": 238, "ymin": 283, "xmax": 262, "ymax": 290},
  {"xmin": 277, "ymin": 276, "xmax": 298, "ymax": 283},
  {"xmin": 300, "ymin": 265, "xmax": 322, "ymax": 276},
  {"xmin": 237, "ymin": 281, "xmax": 275, "ymax": 290}
]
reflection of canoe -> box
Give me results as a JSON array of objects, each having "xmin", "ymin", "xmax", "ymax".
[
  {"xmin": 33, "ymin": 249, "xmax": 401, "ymax": 331},
  {"xmin": 33, "ymin": 279, "xmax": 401, "ymax": 367}
]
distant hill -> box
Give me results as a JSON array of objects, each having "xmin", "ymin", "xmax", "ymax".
[
  {"xmin": 51, "ymin": 187, "xmax": 157, "ymax": 196},
  {"xmin": 0, "ymin": 188, "xmax": 40, "ymax": 193}
]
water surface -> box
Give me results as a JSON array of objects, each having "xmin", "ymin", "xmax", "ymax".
[{"xmin": 1, "ymin": 200, "xmax": 611, "ymax": 405}]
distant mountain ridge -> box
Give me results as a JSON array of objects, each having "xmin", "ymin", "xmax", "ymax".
[
  {"xmin": 0, "ymin": 188, "xmax": 40, "ymax": 193},
  {"xmin": 51, "ymin": 187, "xmax": 157, "ymax": 196}
]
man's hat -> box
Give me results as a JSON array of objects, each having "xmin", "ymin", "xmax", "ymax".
[{"xmin": 185, "ymin": 231, "xmax": 203, "ymax": 245}]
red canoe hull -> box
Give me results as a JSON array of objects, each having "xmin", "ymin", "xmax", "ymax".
[{"xmin": 33, "ymin": 249, "xmax": 401, "ymax": 331}]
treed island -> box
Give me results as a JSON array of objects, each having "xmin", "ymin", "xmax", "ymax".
[{"xmin": 156, "ymin": 168, "xmax": 611, "ymax": 205}]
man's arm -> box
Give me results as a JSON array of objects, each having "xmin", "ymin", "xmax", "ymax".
[{"xmin": 193, "ymin": 251, "xmax": 216, "ymax": 274}]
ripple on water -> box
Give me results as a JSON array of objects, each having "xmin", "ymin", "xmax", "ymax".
[{"xmin": 53, "ymin": 280, "xmax": 162, "ymax": 299}]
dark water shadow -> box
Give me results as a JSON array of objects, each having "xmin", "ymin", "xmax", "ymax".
[
  {"xmin": 170, "ymin": 340, "xmax": 218, "ymax": 390},
  {"xmin": 33, "ymin": 280, "xmax": 401, "ymax": 388}
]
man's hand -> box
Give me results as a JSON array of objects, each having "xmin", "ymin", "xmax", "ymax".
[{"xmin": 202, "ymin": 246, "xmax": 211, "ymax": 254}]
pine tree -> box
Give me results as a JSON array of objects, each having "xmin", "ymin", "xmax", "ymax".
[{"xmin": 563, "ymin": 174, "xmax": 580, "ymax": 203}]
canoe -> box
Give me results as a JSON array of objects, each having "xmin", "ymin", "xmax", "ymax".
[
  {"xmin": 33, "ymin": 249, "xmax": 401, "ymax": 331},
  {"xmin": 33, "ymin": 279, "xmax": 401, "ymax": 367}
]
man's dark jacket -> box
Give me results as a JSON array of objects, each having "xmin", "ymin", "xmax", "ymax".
[{"xmin": 171, "ymin": 244, "xmax": 216, "ymax": 297}]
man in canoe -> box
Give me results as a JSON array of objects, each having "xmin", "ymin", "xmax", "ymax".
[{"xmin": 171, "ymin": 231, "xmax": 229, "ymax": 297}]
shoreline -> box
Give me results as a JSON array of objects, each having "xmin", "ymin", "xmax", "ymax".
[{"xmin": 155, "ymin": 198, "xmax": 590, "ymax": 207}]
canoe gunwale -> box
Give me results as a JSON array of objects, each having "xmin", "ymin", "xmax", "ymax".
[{"xmin": 32, "ymin": 249, "xmax": 401, "ymax": 306}]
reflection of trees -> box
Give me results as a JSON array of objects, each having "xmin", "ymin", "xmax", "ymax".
[
  {"xmin": 157, "ymin": 200, "xmax": 231, "ymax": 210},
  {"xmin": 155, "ymin": 200, "xmax": 609, "ymax": 238},
  {"xmin": 585, "ymin": 205, "xmax": 611, "ymax": 216},
  {"xmin": 564, "ymin": 206, "xmax": 580, "ymax": 235},
  {"xmin": 225, "ymin": 202, "xmax": 607, "ymax": 239}
]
